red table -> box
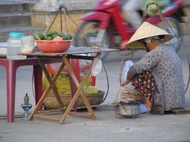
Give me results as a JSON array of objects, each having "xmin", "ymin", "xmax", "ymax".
[
  {"xmin": 0, "ymin": 57, "xmax": 43, "ymax": 122},
  {"xmin": 0, "ymin": 56, "xmax": 83, "ymax": 122}
]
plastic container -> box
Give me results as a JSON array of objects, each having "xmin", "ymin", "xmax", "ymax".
[
  {"xmin": 6, "ymin": 32, "xmax": 26, "ymax": 60},
  {"xmin": 21, "ymin": 36, "xmax": 34, "ymax": 54}
]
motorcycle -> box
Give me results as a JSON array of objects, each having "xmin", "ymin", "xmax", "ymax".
[{"xmin": 74, "ymin": 0, "xmax": 185, "ymax": 59}]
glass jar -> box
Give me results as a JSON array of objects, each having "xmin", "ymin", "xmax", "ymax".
[{"xmin": 6, "ymin": 32, "xmax": 26, "ymax": 60}]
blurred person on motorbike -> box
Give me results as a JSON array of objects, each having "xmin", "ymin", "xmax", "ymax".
[
  {"xmin": 121, "ymin": 0, "xmax": 171, "ymax": 49},
  {"xmin": 122, "ymin": 0, "xmax": 144, "ymax": 29},
  {"xmin": 122, "ymin": 0, "xmax": 171, "ymax": 29},
  {"xmin": 121, "ymin": 22, "xmax": 185, "ymax": 114}
]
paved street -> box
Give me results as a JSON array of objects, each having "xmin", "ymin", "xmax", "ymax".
[{"xmin": 0, "ymin": 35, "xmax": 190, "ymax": 142}]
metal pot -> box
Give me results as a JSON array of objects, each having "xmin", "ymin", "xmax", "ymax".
[{"xmin": 116, "ymin": 104, "xmax": 140, "ymax": 117}]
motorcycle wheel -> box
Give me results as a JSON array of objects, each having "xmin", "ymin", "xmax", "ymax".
[
  {"xmin": 74, "ymin": 21, "xmax": 111, "ymax": 60},
  {"xmin": 158, "ymin": 17, "xmax": 183, "ymax": 52}
]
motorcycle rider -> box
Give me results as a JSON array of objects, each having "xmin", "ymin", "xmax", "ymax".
[
  {"xmin": 122, "ymin": 0, "xmax": 144, "ymax": 29},
  {"xmin": 122, "ymin": 0, "xmax": 171, "ymax": 29},
  {"xmin": 121, "ymin": 0, "xmax": 171, "ymax": 49},
  {"xmin": 120, "ymin": 0, "xmax": 144, "ymax": 49}
]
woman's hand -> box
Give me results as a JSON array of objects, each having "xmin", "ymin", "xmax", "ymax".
[
  {"xmin": 120, "ymin": 71, "xmax": 134, "ymax": 86},
  {"xmin": 120, "ymin": 80, "xmax": 130, "ymax": 86}
]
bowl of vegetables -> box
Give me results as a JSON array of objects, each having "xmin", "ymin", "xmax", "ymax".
[{"xmin": 34, "ymin": 31, "xmax": 72, "ymax": 53}]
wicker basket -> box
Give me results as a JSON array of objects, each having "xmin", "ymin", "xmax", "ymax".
[{"xmin": 43, "ymin": 90, "xmax": 105, "ymax": 110}]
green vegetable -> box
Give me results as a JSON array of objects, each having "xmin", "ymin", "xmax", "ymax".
[
  {"xmin": 58, "ymin": 32, "xmax": 65, "ymax": 37},
  {"xmin": 52, "ymin": 33, "xmax": 59, "ymax": 38},
  {"xmin": 46, "ymin": 36, "xmax": 53, "ymax": 40},
  {"xmin": 62, "ymin": 35, "xmax": 70, "ymax": 40},
  {"xmin": 34, "ymin": 30, "xmax": 73, "ymax": 41},
  {"xmin": 67, "ymin": 34, "xmax": 72, "ymax": 40},
  {"xmin": 46, "ymin": 30, "xmax": 54, "ymax": 36},
  {"xmin": 34, "ymin": 32, "xmax": 44, "ymax": 40}
]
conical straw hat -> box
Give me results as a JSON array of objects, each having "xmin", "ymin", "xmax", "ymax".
[{"xmin": 126, "ymin": 22, "xmax": 173, "ymax": 48}]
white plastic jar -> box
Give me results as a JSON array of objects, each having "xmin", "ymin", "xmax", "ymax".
[{"xmin": 7, "ymin": 32, "xmax": 26, "ymax": 60}]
